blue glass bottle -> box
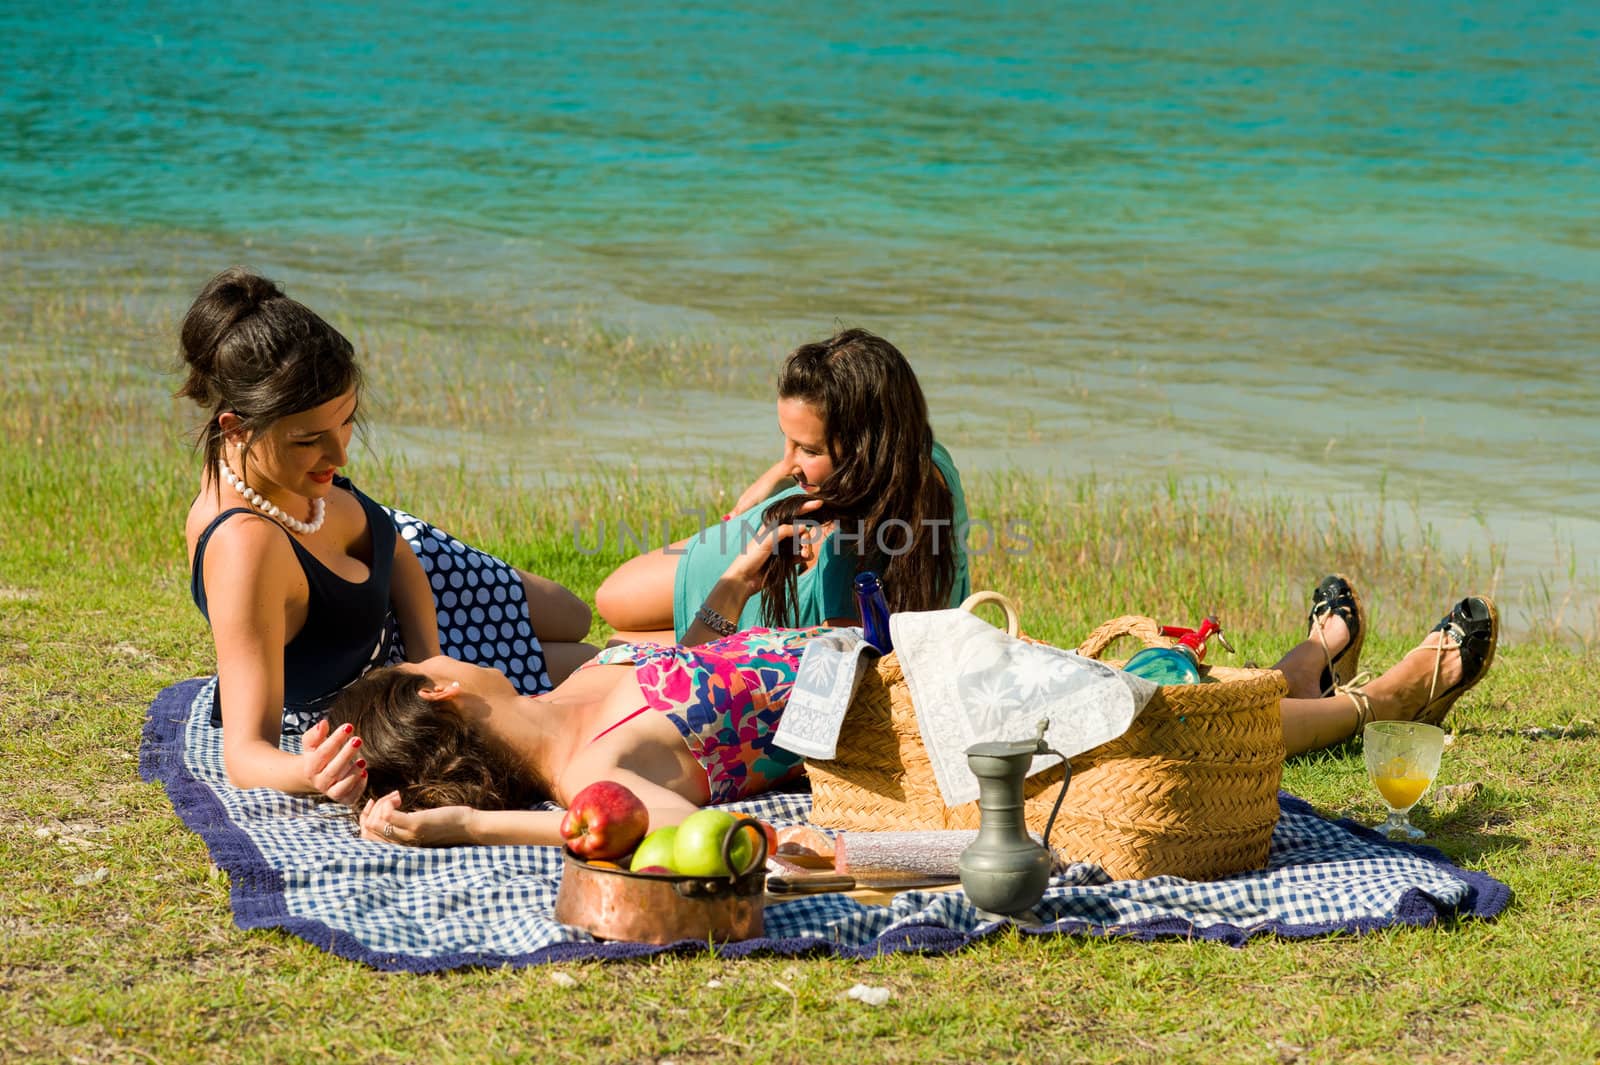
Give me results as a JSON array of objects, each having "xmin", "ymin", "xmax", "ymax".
[
  {"xmin": 1124, "ymin": 617, "xmax": 1229, "ymax": 685},
  {"xmin": 853, "ymin": 571, "xmax": 893, "ymax": 654}
]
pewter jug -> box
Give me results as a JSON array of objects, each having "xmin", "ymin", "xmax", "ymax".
[{"xmin": 957, "ymin": 721, "xmax": 1070, "ymax": 921}]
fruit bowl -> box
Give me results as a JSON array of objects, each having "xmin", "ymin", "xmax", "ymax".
[{"xmin": 553, "ymin": 817, "xmax": 768, "ymax": 944}]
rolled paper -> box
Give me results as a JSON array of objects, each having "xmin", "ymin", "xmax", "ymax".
[{"xmin": 835, "ymin": 830, "xmax": 978, "ymax": 879}]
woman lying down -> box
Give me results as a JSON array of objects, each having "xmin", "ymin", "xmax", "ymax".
[
  {"xmin": 332, "ymin": 578, "xmax": 1496, "ymax": 848},
  {"xmin": 328, "ymin": 629, "xmax": 824, "ymax": 846}
]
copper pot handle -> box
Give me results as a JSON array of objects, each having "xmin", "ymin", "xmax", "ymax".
[{"xmin": 724, "ymin": 816, "xmax": 769, "ymax": 877}]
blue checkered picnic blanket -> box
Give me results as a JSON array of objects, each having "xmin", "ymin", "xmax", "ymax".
[{"xmin": 140, "ymin": 677, "xmax": 1510, "ymax": 971}]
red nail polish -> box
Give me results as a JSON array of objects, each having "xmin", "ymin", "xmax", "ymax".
[
  {"xmin": 350, "ymin": 737, "xmax": 362, "ymax": 749},
  {"xmin": 343, "ymin": 723, "xmax": 354, "ymax": 734},
  {"xmin": 356, "ymin": 759, "xmax": 366, "ymax": 769}
]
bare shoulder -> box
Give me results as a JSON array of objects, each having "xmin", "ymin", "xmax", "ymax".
[{"xmin": 193, "ymin": 509, "xmax": 303, "ymax": 599}]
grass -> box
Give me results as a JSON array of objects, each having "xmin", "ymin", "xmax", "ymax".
[{"xmin": 3, "ymin": 258, "xmax": 1599, "ymax": 1063}]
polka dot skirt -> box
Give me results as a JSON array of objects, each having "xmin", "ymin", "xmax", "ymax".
[{"xmin": 380, "ymin": 505, "xmax": 554, "ymax": 696}]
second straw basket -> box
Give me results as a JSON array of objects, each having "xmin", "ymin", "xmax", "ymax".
[{"xmin": 804, "ymin": 595, "xmax": 1289, "ymax": 881}]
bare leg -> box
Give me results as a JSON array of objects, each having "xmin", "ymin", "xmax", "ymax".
[
  {"xmin": 594, "ymin": 547, "xmax": 681, "ymax": 632},
  {"xmin": 1281, "ymin": 630, "xmax": 1465, "ymax": 756},
  {"xmin": 608, "ymin": 628, "xmax": 678, "ymax": 646},
  {"xmin": 520, "ymin": 570, "xmax": 592, "ymax": 643},
  {"xmin": 511, "ymin": 570, "xmax": 599, "ymax": 685},
  {"xmin": 542, "ymin": 639, "xmax": 602, "ymax": 686},
  {"xmin": 1280, "ymin": 692, "xmax": 1368, "ymax": 756}
]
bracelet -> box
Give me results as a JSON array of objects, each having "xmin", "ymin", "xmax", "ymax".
[{"xmin": 695, "ymin": 604, "xmax": 738, "ymax": 637}]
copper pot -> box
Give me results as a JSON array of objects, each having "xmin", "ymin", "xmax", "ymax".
[{"xmin": 553, "ymin": 817, "xmax": 768, "ymax": 945}]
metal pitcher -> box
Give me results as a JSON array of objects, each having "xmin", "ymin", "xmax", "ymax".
[{"xmin": 957, "ymin": 720, "xmax": 1070, "ymax": 922}]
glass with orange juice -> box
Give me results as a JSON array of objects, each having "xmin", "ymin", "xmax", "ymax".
[{"xmin": 1363, "ymin": 721, "xmax": 1446, "ymax": 841}]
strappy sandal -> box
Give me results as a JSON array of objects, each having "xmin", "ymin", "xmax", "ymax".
[
  {"xmin": 1307, "ymin": 574, "xmax": 1365, "ymax": 697},
  {"xmin": 1415, "ymin": 596, "xmax": 1499, "ymax": 726},
  {"xmin": 1344, "ymin": 685, "xmax": 1375, "ymax": 735}
]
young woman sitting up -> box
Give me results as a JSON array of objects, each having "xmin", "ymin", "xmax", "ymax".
[
  {"xmin": 179, "ymin": 267, "xmax": 597, "ymax": 802},
  {"xmin": 595, "ymin": 328, "xmax": 970, "ymax": 645}
]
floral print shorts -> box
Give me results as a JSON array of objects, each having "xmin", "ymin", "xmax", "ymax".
[{"xmin": 587, "ymin": 627, "xmax": 834, "ymax": 803}]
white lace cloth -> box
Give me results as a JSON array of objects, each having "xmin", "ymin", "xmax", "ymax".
[
  {"xmin": 770, "ymin": 627, "xmax": 879, "ymax": 760},
  {"xmin": 774, "ymin": 612, "xmax": 1156, "ymax": 806}
]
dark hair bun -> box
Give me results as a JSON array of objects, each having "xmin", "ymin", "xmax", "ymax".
[
  {"xmin": 177, "ymin": 267, "xmax": 286, "ymax": 404},
  {"xmin": 206, "ymin": 266, "xmax": 285, "ymax": 316}
]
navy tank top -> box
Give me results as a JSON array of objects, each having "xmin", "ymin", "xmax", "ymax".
[{"xmin": 190, "ymin": 477, "xmax": 397, "ymax": 726}]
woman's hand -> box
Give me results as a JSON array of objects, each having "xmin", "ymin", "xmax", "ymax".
[
  {"xmin": 729, "ymin": 458, "xmax": 798, "ymax": 519},
  {"xmin": 360, "ymin": 790, "xmax": 476, "ymax": 847},
  {"xmin": 721, "ymin": 497, "xmax": 826, "ymax": 594},
  {"xmin": 300, "ymin": 718, "xmax": 368, "ymax": 805}
]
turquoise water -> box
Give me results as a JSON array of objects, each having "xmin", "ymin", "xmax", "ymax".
[{"xmin": 4, "ymin": 1, "xmax": 1597, "ymax": 625}]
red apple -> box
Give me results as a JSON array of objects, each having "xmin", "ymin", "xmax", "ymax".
[{"xmin": 560, "ymin": 781, "xmax": 649, "ymax": 860}]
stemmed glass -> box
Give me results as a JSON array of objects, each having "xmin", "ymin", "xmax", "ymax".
[{"xmin": 1363, "ymin": 721, "xmax": 1446, "ymax": 840}]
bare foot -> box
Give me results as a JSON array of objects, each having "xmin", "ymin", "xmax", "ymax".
[{"xmin": 1362, "ymin": 629, "xmax": 1466, "ymax": 723}]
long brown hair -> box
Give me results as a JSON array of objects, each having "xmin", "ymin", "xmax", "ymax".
[
  {"xmin": 176, "ymin": 267, "xmax": 362, "ymax": 491},
  {"xmin": 758, "ymin": 328, "xmax": 955, "ymax": 624},
  {"xmin": 324, "ymin": 668, "xmax": 549, "ymax": 812}
]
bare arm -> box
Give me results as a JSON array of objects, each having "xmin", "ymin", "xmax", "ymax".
[
  {"xmin": 359, "ymin": 799, "xmax": 567, "ymax": 846},
  {"xmin": 359, "ymin": 769, "xmax": 700, "ymax": 847},
  {"xmin": 389, "ymin": 534, "xmax": 443, "ymax": 661},
  {"xmin": 728, "ymin": 458, "xmax": 797, "ymax": 518},
  {"xmin": 202, "ymin": 518, "xmax": 366, "ymax": 800},
  {"xmin": 596, "ymin": 460, "xmax": 796, "ymax": 635},
  {"xmin": 680, "ymin": 500, "xmax": 824, "ymax": 646},
  {"xmin": 679, "ymin": 575, "xmax": 764, "ymax": 647}
]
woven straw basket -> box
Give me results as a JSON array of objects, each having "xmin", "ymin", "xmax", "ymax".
[{"xmin": 805, "ymin": 597, "xmax": 1289, "ymax": 881}]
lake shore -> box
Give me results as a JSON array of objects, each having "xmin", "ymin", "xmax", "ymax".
[{"xmin": 6, "ymin": 220, "xmax": 1594, "ymax": 642}]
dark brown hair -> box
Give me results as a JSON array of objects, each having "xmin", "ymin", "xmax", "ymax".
[
  {"xmin": 758, "ymin": 328, "xmax": 956, "ymax": 624},
  {"xmin": 324, "ymin": 668, "xmax": 549, "ymax": 812},
  {"xmin": 176, "ymin": 267, "xmax": 362, "ymax": 487}
]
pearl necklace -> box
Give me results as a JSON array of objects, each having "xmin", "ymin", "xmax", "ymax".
[{"xmin": 217, "ymin": 460, "xmax": 326, "ymax": 535}]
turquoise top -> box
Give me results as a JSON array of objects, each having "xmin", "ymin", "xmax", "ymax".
[{"xmin": 673, "ymin": 441, "xmax": 970, "ymax": 639}]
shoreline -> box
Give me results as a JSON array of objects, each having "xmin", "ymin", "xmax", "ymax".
[{"xmin": 4, "ymin": 219, "xmax": 1595, "ymax": 642}]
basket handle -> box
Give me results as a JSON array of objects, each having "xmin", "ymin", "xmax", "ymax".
[
  {"xmin": 1074, "ymin": 615, "xmax": 1173, "ymax": 660},
  {"xmin": 959, "ymin": 590, "xmax": 1020, "ymax": 637}
]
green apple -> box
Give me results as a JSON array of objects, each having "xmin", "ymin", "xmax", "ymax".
[
  {"xmin": 629, "ymin": 826, "xmax": 678, "ymax": 873},
  {"xmin": 672, "ymin": 810, "xmax": 760, "ymax": 876},
  {"xmin": 673, "ymin": 810, "xmax": 735, "ymax": 876}
]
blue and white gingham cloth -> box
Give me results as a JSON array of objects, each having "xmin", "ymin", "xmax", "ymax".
[{"xmin": 140, "ymin": 678, "xmax": 1510, "ymax": 971}]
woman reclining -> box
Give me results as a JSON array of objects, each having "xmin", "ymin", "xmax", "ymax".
[{"xmin": 336, "ymin": 580, "xmax": 1498, "ymax": 847}]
